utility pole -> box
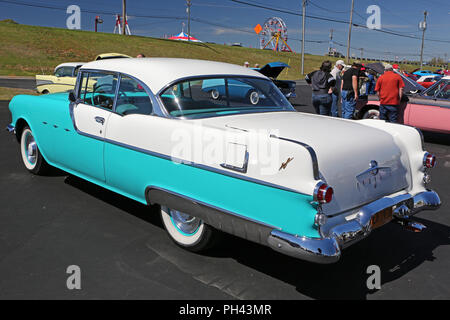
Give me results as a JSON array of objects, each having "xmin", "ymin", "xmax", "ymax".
[
  {"xmin": 328, "ymin": 28, "xmax": 333, "ymax": 55},
  {"xmin": 346, "ymin": 0, "xmax": 354, "ymax": 64},
  {"xmin": 122, "ymin": 0, "xmax": 126, "ymax": 35},
  {"xmin": 419, "ymin": 11, "xmax": 427, "ymax": 69},
  {"xmin": 186, "ymin": 0, "xmax": 191, "ymax": 42},
  {"xmin": 360, "ymin": 48, "xmax": 363, "ymax": 61},
  {"xmin": 301, "ymin": 0, "xmax": 307, "ymax": 75}
]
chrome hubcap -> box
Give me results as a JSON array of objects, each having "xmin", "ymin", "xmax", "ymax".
[
  {"xmin": 25, "ymin": 134, "xmax": 37, "ymax": 164},
  {"xmin": 211, "ymin": 89, "xmax": 219, "ymax": 100},
  {"xmin": 170, "ymin": 209, "xmax": 201, "ymax": 234},
  {"xmin": 250, "ymin": 91, "xmax": 259, "ymax": 105}
]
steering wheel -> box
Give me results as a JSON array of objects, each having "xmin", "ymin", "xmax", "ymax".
[{"xmin": 91, "ymin": 84, "xmax": 114, "ymax": 109}]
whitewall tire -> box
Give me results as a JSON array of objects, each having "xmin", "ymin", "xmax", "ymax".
[
  {"xmin": 160, "ymin": 205, "xmax": 217, "ymax": 252},
  {"xmin": 20, "ymin": 126, "xmax": 50, "ymax": 175}
]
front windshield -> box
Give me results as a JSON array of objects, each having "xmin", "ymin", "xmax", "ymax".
[
  {"xmin": 159, "ymin": 77, "xmax": 293, "ymax": 118},
  {"xmin": 424, "ymin": 79, "xmax": 450, "ymax": 99}
]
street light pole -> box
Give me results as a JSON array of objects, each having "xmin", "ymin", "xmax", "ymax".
[
  {"xmin": 419, "ymin": 11, "xmax": 428, "ymax": 70},
  {"xmin": 301, "ymin": 0, "xmax": 306, "ymax": 75},
  {"xmin": 346, "ymin": 0, "xmax": 354, "ymax": 64}
]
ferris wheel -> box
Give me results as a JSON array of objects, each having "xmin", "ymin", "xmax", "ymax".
[{"xmin": 259, "ymin": 17, "xmax": 292, "ymax": 52}]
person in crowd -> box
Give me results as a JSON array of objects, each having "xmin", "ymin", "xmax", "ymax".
[
  {"xmin": 244, "ymin": 61, "xmax": 249, "ymax": 68},
  {"xmin": 366, "ymin": 70, "xmax": 376, "ymax": 95},
  {"xmin": 254, "ymin": 63, "xmax": 260, "ymax": 68},
  {"xmin": 374, "ymin": 64, "xmax": 404, "ymax": 123},
  {"xmin": 136, "ymin": 53, "xmax": 146, "ymax": 58},
  {"xmin": 341, "ymin": 62, "xmax": 362, "ymax": 119},
  {"xmin": 305, "ymin": 60, "xmax": 336, "ymax": 116},
  {"xmin": 330, "ymin": 60, "xmax": 346, "ymax": 117}
]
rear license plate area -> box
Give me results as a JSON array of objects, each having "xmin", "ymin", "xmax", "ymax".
[{"xmin": 370, "ymin": 207, "xmax": 393, "ymax": 229}]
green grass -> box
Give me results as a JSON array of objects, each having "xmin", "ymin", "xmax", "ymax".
[
  {"xmin": 0, "ymin": 87, "xmax": 38, "ymax": 100},
  {"xmin": 0, "ymin": 21, "xmax": 438, "ymax": 79}
]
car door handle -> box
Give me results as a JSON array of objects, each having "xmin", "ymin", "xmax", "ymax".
[{"xmin": 95, "ymin": 116, "xmax": 105, "ymax": 125}]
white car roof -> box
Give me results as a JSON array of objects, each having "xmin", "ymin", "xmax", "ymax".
[
  {"xmin": 79, "ymin": 58, "xmax": 269, "ymax": 94},
  {"xmin": 54, "ymin": 62, "xmax": 85, "ymax": 71}
]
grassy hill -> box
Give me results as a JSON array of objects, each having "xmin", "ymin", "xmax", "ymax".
[{"xmin": 0, "ymin": 20, "xmax": 434, "ymax": 79}]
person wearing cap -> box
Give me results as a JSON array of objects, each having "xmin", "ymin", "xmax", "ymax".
[
  {"xmin": 341, "ymin": 62, "xmax": 362, "ymax": 119},
  {"xmin": 374, "ymin": 64, "xmax": 404, "ymax": 123},
  {"xmin": 330, "ymin": 60, "xmax": 345, "ymax": 117},
  {"xmin": 305, "ymin": 60, "xmax": 336, "ymax": 116},
  {"xmin": 244, "ymin": 61, "xmax": 249, "ymax": 68}
]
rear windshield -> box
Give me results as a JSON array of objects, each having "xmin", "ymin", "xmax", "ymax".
[{"xmin": 159, "ymin": 76, "xmax": 292, "ymax": 119}]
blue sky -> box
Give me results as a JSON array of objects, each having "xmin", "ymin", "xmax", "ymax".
[{"xmin": 1, "ymin": 0, "xmax": 449, "ymax": 61}]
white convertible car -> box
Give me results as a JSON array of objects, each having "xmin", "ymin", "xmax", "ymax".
[{"xmin": 7, "ymin": 58, "xmax": 441, "ymax": 263}]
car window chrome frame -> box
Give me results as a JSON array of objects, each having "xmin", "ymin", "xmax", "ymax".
[
  {"xmin": 75, "ymin": 68, "xmax": 165, "ymax": 117},
  {"xmin": 156, "ymin": 74, "xmax": 295, "ymax": 119}
]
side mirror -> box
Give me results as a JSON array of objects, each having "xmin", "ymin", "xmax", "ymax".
[{"xmin": 68, "ymin": 90, "xmax": 76, "ymax": 103}]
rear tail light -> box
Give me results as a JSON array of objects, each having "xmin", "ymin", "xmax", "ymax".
[
  {"xmin": 423, "ymin": 152, "xmax": 436, "ymax": 168},
  {"xmin": 314, "ymin": 182, "xmax": 334, "ymax": 204}
]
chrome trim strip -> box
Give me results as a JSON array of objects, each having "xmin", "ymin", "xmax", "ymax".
[
  {"xmin": 270, "ymin": 134, "xmax": 320, "ymax": 180},
  {"xmin": 267, "ymin": 190, "xmax": 441, "ymax": 263}
]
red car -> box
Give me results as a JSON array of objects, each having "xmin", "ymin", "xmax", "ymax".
[
  {"xmin": 356, "ymin": 74, "xmax": 450, "ymax": 134},
  {"xmin": 416, "ymin": 75, "xmax": 442, "ymax": 88}
]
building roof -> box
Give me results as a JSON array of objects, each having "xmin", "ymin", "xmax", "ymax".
[{"xmin": 80, "ymin": 58, "xmax": 268, "ymax": 94}]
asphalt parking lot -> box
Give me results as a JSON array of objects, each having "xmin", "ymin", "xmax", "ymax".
[{"xmin": 0, "ymin": 81, "xmax": 449, "ymax": 299}]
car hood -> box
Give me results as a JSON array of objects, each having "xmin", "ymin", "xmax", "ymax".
[
  {"xmin": 253, "ymin": 62, "xmax": 290, "ymax": 79},
  {"xmin": 203, "ymin": 111, "xmax": 409, "ymax": 215}
]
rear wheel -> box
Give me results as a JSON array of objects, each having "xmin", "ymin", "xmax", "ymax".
[
  {"xmin": 210, "ymin": 89, "xmax": 220, "ymax": 100},
  {"xmin": 20, "ymin": 126, "xmax": 50, "ymax": 175},
  {"xmin": 363, "ymin": 108, "xmax": 380, "ymax": 119},
  {"xmin": 160, "ymin": 205, "xmax": 217, "ymax": 252},
  {"xmin": 248, "ymin": 90, "xmax": 260, "ymax": 105}
]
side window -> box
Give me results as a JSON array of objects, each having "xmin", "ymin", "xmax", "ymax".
[
  {"xmin": 78, "ymin": 72, "xmax": 118, "ymax": 110},
  {"xmin": 115, "ymin": 76, "xmax": 153, "ymax": 115},
  {"xmin": 55, "ymin": 67, "xmax": 73, "ymax": 77}
]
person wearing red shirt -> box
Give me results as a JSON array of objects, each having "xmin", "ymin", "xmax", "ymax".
[{"xmin": 375, "ymin": 64, "xmax": 405, "ymax": 123}]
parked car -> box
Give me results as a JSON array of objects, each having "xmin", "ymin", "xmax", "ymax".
[
  {"xmin": 416, "ymin": 75, "xmax": 442, "ymax": 88},
  {"xmin": 7, "ymin": 58, "xmax": 441, "ymax": 263},
  {"xmin": 36, "ymin": 62, "xmax": 85, "ymax": 94},
  {"xmin": 253, "ymin": 62, "xmax": 296, "ymax": 100},
  {"xmin": 412, "ymin": 70, "xmax": 440, "ymax": 77},
  {"xmin": 94, "ymin": 52, "xmax": 131, "ymax": 60},
  {"xmin": 200, "ymin": 78, "xmax": 264, "ymax": 105},
  {"xmin": 356, "ymin": 72, "xmax": 450, "ymax": 134}
]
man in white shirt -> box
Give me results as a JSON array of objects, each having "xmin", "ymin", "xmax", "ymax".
[{"xmin": 330, "ymin": 60, "xmax": 345, "ymax": 117}]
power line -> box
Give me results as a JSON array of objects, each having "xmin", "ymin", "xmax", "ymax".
[{"xmin": 229, "ymin": 0, "xmax": 450, "ymax": 44}]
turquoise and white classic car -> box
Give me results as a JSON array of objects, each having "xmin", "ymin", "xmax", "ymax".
[{"xmin": 7, "ymin": 58, "xmax": 441, "ymax": 263}]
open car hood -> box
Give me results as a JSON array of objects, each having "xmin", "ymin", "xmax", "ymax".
[
  {"xmin": 254, "ymin": 62, "xmax": 290, "ymax": 79},
  {"xmin": 365, "ymin": 63, "xmax": 426, "ymax": 94}
]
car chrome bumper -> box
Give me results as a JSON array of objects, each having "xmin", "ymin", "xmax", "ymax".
[
  {"xmin": 267, "ymin": 190, "xmax": 441, "ymax": 264},
  {"xmin": 6, "ymin": 124, "xmax": 15, "ymax": 133}
]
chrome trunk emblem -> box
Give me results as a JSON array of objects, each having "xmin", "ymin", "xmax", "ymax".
[{"xmin": 356, "ymin": 160, "xmax": 392, "ymax": 190}]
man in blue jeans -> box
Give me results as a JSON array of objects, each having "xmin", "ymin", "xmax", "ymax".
[
  {"xmin": 375, "ymin": 64, "xmax": 404, "ymax": 123},
  {"xmin": 330, "ymin": 60, "xmax": 345, "ymax": 117},
  {"xmin": 340, "ymin": 62, "xmax": 361, "ymax": 119},
  {"xmin": 305, "ymin": 60, "xmax": 336, "ymax": 116}
]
